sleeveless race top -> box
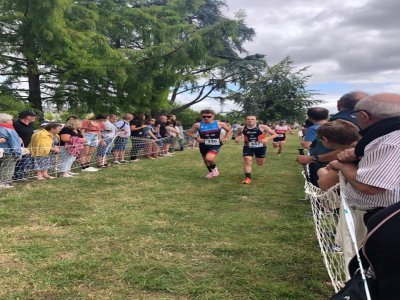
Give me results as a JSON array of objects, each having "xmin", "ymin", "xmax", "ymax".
[
  {"xmin": 274, "ymin": 125, "xmax": 290, "ymax": 138},
  {"xmin": 243, "ymin": 125, "xmax": 265, "ymax": 147},
  {"xmin": 198, "ymin": 121, "xmax": 221, "ymax": 146}
]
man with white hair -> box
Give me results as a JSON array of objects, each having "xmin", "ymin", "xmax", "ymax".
[
  {"xmin": 329, "ymin": 93, "xmax": 400, "ymax": 299},
  {"xmin": 0, "ymin": 114, "xmax": 22, "ymax": 188},
  {"xmin": 329, "ymin": 93, "xmax": 400, "ymax": 225}
]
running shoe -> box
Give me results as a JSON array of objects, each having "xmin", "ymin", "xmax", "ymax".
[
  {"xmin": 241, "ymin": 178, "xmax": 252, "ymax": 184},
  {"xmin": 211, "ymin": 168, "xmax": 220, "ymax": 177},
  {"xmin": 205, "ymin": 172, "xmax": 214, "ymax": 178},
  {"xmin": 113, "ymin": 161, "xmax": 122, "ymax": 164}
]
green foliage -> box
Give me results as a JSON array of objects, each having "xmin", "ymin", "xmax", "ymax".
[
  {"xmin": 0, "ymin": 0, "xmax": 318, "ymax": 122},
  {"xmin": 224, "ymin": 110, "xmax": 246, "ymax": 124},
  {"xmin": 174, "ymin": 107, "xmax": 200, "ymax": 128},
  {"xmin": 0, "ymin": 93, "xmax": 29, "ymax": 117},
  {"xmin": 230, "ymin": 57, "xmax": 321, "ymax": 123}
]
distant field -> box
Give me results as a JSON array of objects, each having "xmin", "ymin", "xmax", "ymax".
[{"xmin": 0, "ymin": 133, "xmax": 332, "ymax": 299}]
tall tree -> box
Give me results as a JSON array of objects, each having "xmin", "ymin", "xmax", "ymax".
[
  {"xmin": 0, "ymin": 0, "xmax": 124, "ymax": 113},
  {"xmin": 230, "ymin": 57, "xmax": 320, "ymax": 122},
  {"xmin": 168, "ymin": 4, "xmax": 262, "ymax": 113}
]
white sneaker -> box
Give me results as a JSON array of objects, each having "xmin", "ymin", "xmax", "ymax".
[
  {"xmin": 60, "ymin": 174, "xmax": 74, "ymax": 178},
  {"xmin": 68, "ymin": 172, "xmax": 79, "ymax": 176},
  {"xmin": 211, "ymin": 168, "xmax": 220, "ymax": 177},
  {"xmin": 0, "ymin": 183, "xmax": 14, "ymax": 189},
  {"xmin": 82, "ymin": 167, "xmax": 99, "ymax": 172},
  {"xmin": 113, "ymin": 161, "xmax": 122, "ymax": 164},
  {"xmin": 205, "ymin": 172, "xmax": 214, "ymax": 179}
]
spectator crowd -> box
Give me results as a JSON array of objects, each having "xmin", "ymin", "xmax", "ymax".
[
  {"xmin": 0, "ymin": 112, "xmax": 188, "ymax": 187},
  {"xmin": 296, "ymin": 92, "xmax": 400, "ymax": 299}
]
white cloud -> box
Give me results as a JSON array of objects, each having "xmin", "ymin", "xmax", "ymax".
[{"xmin": 220, "ymin": 0, "xmax": 400, "ymax": 113}]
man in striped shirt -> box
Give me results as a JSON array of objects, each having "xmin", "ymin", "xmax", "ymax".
[{"xmin": 328, "ymin": 93, "xmax": 400, "ymax": 226}]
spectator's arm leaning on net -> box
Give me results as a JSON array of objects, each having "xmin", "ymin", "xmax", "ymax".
[
  {"xmin": 327, "ymin": 160, "xmax": 386, "ymax": 195},
  {"xmin": 317, "ymin": 167, "xmax": 339, "ymax": 191}
]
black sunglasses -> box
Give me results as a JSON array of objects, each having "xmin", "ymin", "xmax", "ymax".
[{"xmin": 201, "ymin": 115, "xmax": 213, "ymax": 119}]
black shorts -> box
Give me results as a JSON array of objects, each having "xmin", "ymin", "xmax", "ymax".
[
  {"xmin": 199, "ymin": 143, "xmax": 222, "ymax": 157},
  {"xmin": 243, "ymin": 145, "xmax": 266, "ymax": 158},
  {"xmin": 273, "ymin": 135, "xmax": 286, "ymax": 142}
]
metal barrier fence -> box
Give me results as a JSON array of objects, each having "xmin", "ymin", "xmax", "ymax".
[{"xmin": 0, "ymin": 135, "xmax": 196, "ymax": 186}]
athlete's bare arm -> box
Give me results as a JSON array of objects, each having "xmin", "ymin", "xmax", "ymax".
[
  {"xmin": 188, "ymin": 123, "xmax": 201, "ymax": 141},
  {"xmin": 219, "ymin": 122, "xmax": 232, "ymax": 142},
  {"xmin": 260, "ymin": 125, "xmax": 278, "ymax": 144}
]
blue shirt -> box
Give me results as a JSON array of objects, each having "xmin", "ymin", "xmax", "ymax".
[
  {"xmin": 304, "ymin": 124, "xmax": 332, "ymax": 156},
  {"xmin": 0, "ymin": 127, "xmax": 22, "ymax": 156},
  {"xmin": 330, "ymin": 109, "xmax": 359, "ymax": 127},
  {"xmin": 304, "ymin": 124, "xmax": 320, "ymax": 142}
]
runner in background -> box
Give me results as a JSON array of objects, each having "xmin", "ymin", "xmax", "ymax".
[
  {"xmin": 187, "ymin": 109, "xmax": 231, "ymax": 178},
  {"xmin": 235, "ymin": 116, "xmax": 277, "ymax": 184},
  {"xmin": 272, "ymin": 120, "xmax": 292, "ymax": 155}
]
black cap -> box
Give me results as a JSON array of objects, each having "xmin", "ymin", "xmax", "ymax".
[{"xmin": 18, "ymin": 110, "xmax": 37, "ymax": 119}]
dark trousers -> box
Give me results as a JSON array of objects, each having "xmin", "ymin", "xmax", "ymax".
[
  {"xmin": 308, "ymin": 162, "xmax": 327, "ymax": 187},
  {"xmin": 12, "ymin": 154, "xmax": 32, "ymax": 180},
  {"xmin": 363, "ymin": 207, "xmax": 384, "ymax": 226}
]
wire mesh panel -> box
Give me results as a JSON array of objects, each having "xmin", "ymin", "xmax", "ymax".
[
  {"xmin": 304, "ymin": 178, "xmax": 346, "ymax": 292},
  {"xmin": 0, "ymin": 135, "xmax": 184, "ymax": 185}
]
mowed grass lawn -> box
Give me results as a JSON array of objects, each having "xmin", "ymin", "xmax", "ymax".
[{"xmin": 0, "ymin": 133, "xmax": 332, "ymax": 299}]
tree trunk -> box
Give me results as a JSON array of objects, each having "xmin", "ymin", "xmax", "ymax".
[
  {"xmin": 23, "ymin": 29, "xmax": 43, "ymax": 114},
  {"xmin": 27, "ymin": 60, "xmax": 43, "ymax": 113}
]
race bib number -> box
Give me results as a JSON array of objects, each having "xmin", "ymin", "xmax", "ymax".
[
  {"xmin": 277, "ymin": 134, "xmax": 284, "ymax": 138},
  {"xmin": 204, "ymin": 139, "xmax": 220, "ymax": 146},
  {"xmin": 249, "ymin": 141, "xmax": 263, "ymax": 148}
]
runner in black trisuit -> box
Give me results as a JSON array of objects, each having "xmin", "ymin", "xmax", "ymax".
[{"xmin": 235, "ymin": 115, "xmax": 277, "ymax": 184}]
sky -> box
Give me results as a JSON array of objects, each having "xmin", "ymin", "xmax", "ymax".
[{"xmin": 185, "ymin": 0, "xmax": 400, "ymax": 114}]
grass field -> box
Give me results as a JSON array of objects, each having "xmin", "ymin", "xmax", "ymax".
[{"xmin": 0, "ymin": 134, "xmax": 332, "ymax": 299}]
